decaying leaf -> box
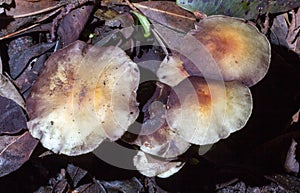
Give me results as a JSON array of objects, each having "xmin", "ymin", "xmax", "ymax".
[
  {"xmin": 0, "ymin": 96, "xmax": 27, "ymax": 134},
  {"xmin": 67, "ymin": 164, "xmax": 88, "ymax": 187},
  {"xmin": 0, "ymin": 73, "xmax": 25, "ymax": 109},
  {"xmin": 133, "ymin": 1, "xmax": 196, "ymax": 33},
  {"xmin": 177, "ymin": 0, "xmax": 300, "ymax": 20},
  {"xmin": 99, "ymin": 177, "xmax": 144, "ymax": 193},
  {"xmin": 0, "ymin": 131, "xmax": 38, "ymax": 177},
  {"xmin": 27, "ymin": 40, "xmax": 140, "ymax": 156}
]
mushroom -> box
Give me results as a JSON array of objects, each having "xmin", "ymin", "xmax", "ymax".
[
  {"xmin": 166, "ymin": 76, "xmax": 252, "ymax": 145},
  {"xmin": 27, "ymin": 40, "xmax": 140, "ymax": 156},
  {"xmin": 157, "ymin": 15, "xmax": 271, "ymax": 87},
  {"xmin": 133, "ymin": 150, "xmax": 185, "ymax": 178},
  {"xmin": 130, "ymin": 81, "xmax": 190, "ymax": 158},
  {"xmin": 185, "ymin": 15, "xmax": 271, "ymax": 87}
]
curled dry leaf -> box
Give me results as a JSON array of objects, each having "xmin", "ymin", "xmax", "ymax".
[
  {"xmin": 0, "ymin": 73, "xmax": 25, "ymax": 109},
  {"xmin": 0, "ymin": 131, "xmax": 38, "ymax": 177},
  {"xmin": 27, "ymin": 40, "xmax": 140, "ymax": 156},
  {"xmin": 166, "ymin": 77, "xmax": 252, "ymax": 145},
  {"xmin": 133, "ymin": 150, "xmax": 184, "ymax": 178}
]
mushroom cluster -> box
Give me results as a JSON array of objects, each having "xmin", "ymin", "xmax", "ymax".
[{"xmin": 133, "ymin": 15, "xmax": 271, "ymax": 177}]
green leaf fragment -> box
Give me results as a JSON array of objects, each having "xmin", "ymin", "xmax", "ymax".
[{"xmin": 131, "ymin": 11, "xmax": 151, "ymax": 38}]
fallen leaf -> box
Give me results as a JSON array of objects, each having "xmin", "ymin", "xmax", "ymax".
[
  {"xmin": 0, "ymin": 131, "xmax": 38, "ymax": 177},
  {"xmin": 57, "ymin": 1, "xmax": 95, "ymax": 47},
  {"xmin": 0, "ymin": 96, "xmax": 27, "ymax": 134},
  {"xmin": 177, "ymin": 0, "xmax": 300, "ymax": 20},
  {"xmin": 0, "ymin": 73, "xmax": 25, "ymax": 109},
  {"xmin": 133, "ymin": 1, "xmax": 195, "ymax": 33},
  {"xmin": 99, "ymin": 177, "xmax": 144, "ymax": 193},
  {"xmin": 291, "ymin": 109, "xmax": 300, "ymax": 124},
  {"xmin": 9, "ymin": 42, "xmax": 54, "ymax": 79},
  {"xmin": 6, "ymin": 0, "xmax": 58, "ymax": 17},
  {"xmin": 67, "ymin": 164, "xmax": 88, "ymax": 187}
]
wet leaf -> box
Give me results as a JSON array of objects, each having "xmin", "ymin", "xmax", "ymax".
[
  {"xmin": 133, "ymin": 1, "xmax": 195, "ymax": 33},
  {"xmin": 0, "ymin": 96, "xmax": 27, "ymax": 134},
  {"xmin": 177, "ymin": 0, "xmax": 300, "ymax": 20},
  {"xmin": 0, "ymin": 131, "xmax": 38, "ymax": 177},
  {"xmin": 0, "ymin": 73, "xmax": 25, "ymax": 109}
]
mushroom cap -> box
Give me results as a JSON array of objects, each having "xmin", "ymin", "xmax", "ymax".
[
  {"xmin": 133, "ymin": 150, "xmax": 184, "ymax": 178},
  {"xmin": 27, "ymin": 40, "xmax": 140, "ymax": 156},
  {"xmin": 134, "ymin": 81, "xmax": 191, "ymax": 158},
  {"xmin": 166, "ymin": 76, "xmax": 252, "ymax": 145},
  {"xmin": 188, "ymin": 15, "xmax": 271, "ymax": 87}
]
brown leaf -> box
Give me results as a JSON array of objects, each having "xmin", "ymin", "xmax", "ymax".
[
  {"xmin": 57, "ymin": 2, "xmax": 95, "ymax": 47},
  {"xmin": 0, "ymin": 131, "xmax": 38, "ymax": 177},
  {"xmin": 133, "ymin": 1, "xmax": 195, "ymax": 33},
  {"xmin": 0, "ymin": 96, "xmax": 27, "ymax": 134},
  {"xmin": 6, "ymin": 0, "xmax": 58, "ymax": 17}
]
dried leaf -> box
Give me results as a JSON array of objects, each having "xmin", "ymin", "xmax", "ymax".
[
  {"xmin": 67, "ymin": 164, "xmax": 88, "ymax": 187},
  {"xmin": 265, "ymin": 174, "xmax": 300, "ymax": 192},
  {"xmin": 177, "ymin": 0, "xmax": 300, "ymax": 20},
  {"xmin": 6, "ymin": 0, "xmax": 58, "ymax": 17},
  {"xmin": 0, "ymin": 96, "xmax": 27, "ymax": 134},
  {"xmin": 291, "ymin": 109, "xmax": 300, "ymax": 124},
  {"xmin": 133, "ymin": 1, "xmax": 196, "ymax": 33},
  {"xmin": 57, "ymin": 2, "xmax": 95, "ymax": 47},
  {"xmin": 0, "ymin": 131, "xmax": 38, "ymax": 177},
  {"xmin": 0, "ymin": 73, "xmax": 25, "ymax": 109}
]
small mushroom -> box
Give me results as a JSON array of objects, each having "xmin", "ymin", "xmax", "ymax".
[
  {"xmin": 187, "ymin": 15, "xmax": 271, "ymax": 87},
  {"xmin": 166, "ymin": 76, "xmax": 252, "ymax": 145},
  {"xmin": 27, "ymin": 41, "xmax": 140, "ymax": 156},
  {"xmin": 133, "ymin": 150, "xmax": 184, "ymax": 178},
  {"xmin": 132, "ymin": 81, "xmax": 191, "ymax": 158}
]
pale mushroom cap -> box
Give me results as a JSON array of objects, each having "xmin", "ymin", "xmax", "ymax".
[
  {"xmin": 27, "ymin": 41, "xmax": 140, "ymax": 156},
  {"xmin": 166, "ymin": 76, "xmax": 252, "ymax": 145},
  {"xmin": 133, "ymin": 150, "xmax": 184, "ymax": 178},
  {"xmin": 190, "ymin": 15, "xmax": 271, "ymax": 87}
]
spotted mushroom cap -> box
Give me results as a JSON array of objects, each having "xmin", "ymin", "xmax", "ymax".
[{"xmin": 27, "ymin": 40, "xmax": 140, "ymax": 156}]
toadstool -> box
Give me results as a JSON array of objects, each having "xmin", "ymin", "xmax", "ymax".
[
  {"xmin": 166, "ymin": 76, "xmax": 252, "ymax": 145},
  {"xmin": 27, "ymin": 40, "xmax": 140, "ymax": 156}
]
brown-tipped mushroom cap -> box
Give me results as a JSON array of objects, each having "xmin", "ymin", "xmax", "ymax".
[
  {"xmin": 27, "ymin": 40, "xmax": 139, "ymax": 156},
  {"xmin": 166, "ymin": 76, "xmax": 252, "ymax": 145},
  {"xmin": 133, "ymin": 150, "xmax": 184, "ymax": 178},
  {"xmin": 187, "ymin": 15, "xmax": 271, "ymax": 87}
]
